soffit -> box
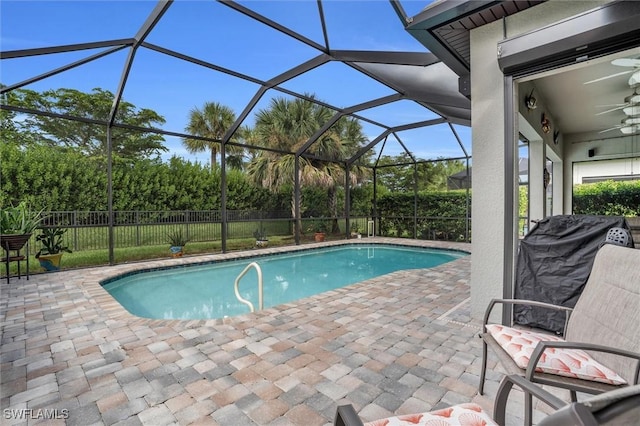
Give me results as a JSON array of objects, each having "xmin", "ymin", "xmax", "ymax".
[{"xmin": 405, "ymin": 0, "xmax": 545, "ymax": 76}]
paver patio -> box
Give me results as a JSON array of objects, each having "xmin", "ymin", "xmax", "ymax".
[{"xmin": 1, "ymin": 238, "xmax": 553, "ymax": 425}]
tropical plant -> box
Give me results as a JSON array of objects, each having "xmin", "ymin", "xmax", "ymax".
[
  {"xmin": 183, "ymin": 101, "xmax": 245, "ymax": 170},
  {"xmin": 35, "ymin": 227, "xmax": 72, "ymax": 257},
  {"xmin": 167, "ymin": 229, "xmax": 190, "ymax": 247},
  {"xmin": 308, "ymin": 220, "xmax": 328, "ymax": 234},
  {"xmin": 253, "ymin": 228, "xmax": 267, "ymax": 241},
  {"xmin": 246, "ymin": 95, "xmax": 370, "ymax": 234},
  {"xmin": 0, "ymin": 201, "xmax": 44, "ymax": 234}
]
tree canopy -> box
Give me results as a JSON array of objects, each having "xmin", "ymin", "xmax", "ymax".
[
  {"xmin": 183, "ymin": 101, "xmax": 245, "ymax": 170},
  {"xmin": 376, "ymin": 153, "xmax": 466, "ymax": 192},
  {"xmin": 8, "ymin": 88, "xmax": 167, "ymax": 159},
  {"xmin": 246, "ymin": 95, "xmax": 371, "ymax": 231}
]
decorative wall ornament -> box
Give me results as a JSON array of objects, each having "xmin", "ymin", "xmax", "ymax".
[
  {"xmin": 525, "ymin": 89, "xmax": 537, "ymax": 110},
  {"xmin": 553, "ymin": 130, "xmax": 560, "ymax": 145},
  {"xmin": 541, "ymin": 113, "xmax": 551, "ymax": 134},
  {"xmin": 543, "ymin": 167, "xmax": 551, "ymax": 189}
]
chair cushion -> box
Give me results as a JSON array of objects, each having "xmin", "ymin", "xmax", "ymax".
[
  {"xmin": 486, "ymin": 324, "xmax": 627, "ymax": 385},
  {"xmin": 364, "ymin": 403, "xmax": 496, "ymax": 426}
]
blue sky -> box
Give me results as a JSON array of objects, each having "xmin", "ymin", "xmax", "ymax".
[{"xmin": 1, "ymin": 0, "xmax": 471, "ymax": 164}]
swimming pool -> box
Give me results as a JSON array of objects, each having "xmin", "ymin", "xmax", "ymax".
[{"xmin": 102, "ymin": 244, "xmax": 467, "ymax": 320}]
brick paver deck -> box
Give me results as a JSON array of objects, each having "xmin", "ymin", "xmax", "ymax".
[{"xmin": 1, "ymin": 238, "xmax": 550, "ymax": 425}]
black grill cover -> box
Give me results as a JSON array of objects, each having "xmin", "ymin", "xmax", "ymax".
[{"xmin": 514, "ymin": 215, "xmax": 631, "ymax": 334}]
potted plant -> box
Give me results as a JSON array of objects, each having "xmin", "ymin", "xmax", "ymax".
[
  {"xmin": 313, "ymin": 221, "xmax": 327, "ymax": 242},
  {"xmin": 35, "ymin": 227, "xmax": 72, "ymax": 271},
  {"xmin": 167, "ymin": 229, "xmax": 190, "ymax": 258},
  {"xmin": 1, "ymin": 201, "xmax": 44, "ymax": 252},
  {"xmin": 253, "ymin": 228, "xmax": 268, "ymax": 248},
  {"xmin": 350, "ymin": 222, "xmax": 361, "ymax": 239}
]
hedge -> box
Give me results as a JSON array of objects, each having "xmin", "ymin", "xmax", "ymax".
[
  {"xmin": 573, "ymin": 180, "xmax": 640, "ymax": 216},
  {"xmin": 377, "ymin": 191, "xmax": 470, "ymax": 241}
]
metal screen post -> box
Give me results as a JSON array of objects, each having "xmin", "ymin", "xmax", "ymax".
[
  {"xmin": 73, "ymin": 211, "xmax": 78, "ymax": 251},
  {"xmin": 135, "ymin": 211, "xmax": 140, "ymax": 246},
  {"xmin": 413, "ymin": 162, "xmax": 418, "ymax": 239},
  {"xmin": 221, "ymin": 141, "xmax": 227, "ymax": 253},
  {"xmin": 345, "ymin": 164, "xmax": 351, "ymax": 239},
  {"xmin": 107, "ymin": 126, "xmax": 114, "ymax": 265},
  {"xmin": 294, "ymin": 155, "xmax": 301, "ymax": 245}
]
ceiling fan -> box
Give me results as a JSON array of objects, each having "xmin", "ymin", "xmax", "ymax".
[
  {"xmin": 584, "ymin": 57, "xmax": 640, "ymax": 85},
  {"xmin": 598, "ymin": 87, "xmax": 640, "ymax": 134},
  {"xmin": 591, "ymin": 56, "xmax": 640, "ymax": 134},
  {"xmin": 599, "ymin": 116, "xmax": 640, "ymax": 135},
  {"xmin": 595, "ymin": 91, "xmax": 640, "ymax": 116}
]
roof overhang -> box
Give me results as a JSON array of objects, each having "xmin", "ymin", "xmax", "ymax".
[
  {"xmin": 497, "ymin": 0, "xmax": 640, "ymax": 75},
  {"xmin": 398, "ymin": 0, "xmax": 545, "ymax": 78}
]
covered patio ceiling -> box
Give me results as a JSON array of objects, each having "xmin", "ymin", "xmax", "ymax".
[
  {"xmin": 0, "ymin": 0, "xmax": 472, "ymax": 165},
  {"xmin": 398, "ymin": 0, "xmax": 640, "ymax": 138}
]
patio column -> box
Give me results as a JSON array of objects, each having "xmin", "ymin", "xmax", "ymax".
[{"xmin": 470, "ymin": 23, "xmax": 518, "ymax": 322}]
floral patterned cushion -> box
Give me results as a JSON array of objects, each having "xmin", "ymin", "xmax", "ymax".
[
  {"xmin": 364, "ymin": 403, "xmax": 496, "ymax": 426},
  {"xmin": 486, "ymin": 324, "xmax": 627, "ymax": 385}
]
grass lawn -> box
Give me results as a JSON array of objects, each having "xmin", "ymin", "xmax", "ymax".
[{"xmin": 1, "ymin": 233, "xmax": 347, "ymax": 279}]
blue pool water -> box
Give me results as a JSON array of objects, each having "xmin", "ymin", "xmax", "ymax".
[{"xmin": 102, "ymin": 244, "xmax": 466, "ymax": 320}]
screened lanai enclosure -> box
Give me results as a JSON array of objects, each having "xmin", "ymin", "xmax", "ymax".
[{"xmin": 0, "ymin": 0, "xmax": 473, "ymax": 269}]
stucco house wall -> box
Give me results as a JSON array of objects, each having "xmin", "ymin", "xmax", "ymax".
[{"xmin": 469, "ymin": 1, "xmax": 609, "ymax": 319}]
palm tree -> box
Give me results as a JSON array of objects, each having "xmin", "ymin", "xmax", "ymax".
[
  {"xmin": 325, "ymin": 116, "xmax": 371, "ymax": 232},
  {"xmin": 183, "ymin": 102, "xmax": 236, "ymax": 170},
  {"xmin": 246, "ymin": 95, "xmax": 370, "ymax": 235}
]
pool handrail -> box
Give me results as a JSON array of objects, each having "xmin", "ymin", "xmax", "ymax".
[{"xmin": 233, "ymin": 261, "xmax": 263, "ymax": 313}]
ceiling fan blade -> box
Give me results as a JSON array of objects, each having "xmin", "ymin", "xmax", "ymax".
[
  {"xmin": 595, "ymin": 105, "xmax": 626, "ymax": 115},
  {"xmin": 583, "ymin": 70, "xmax": 632, "ymax": 85},
  {"xmin": 599, "ymin": 127, "xmax": 621, "ymax": 134},
  {"xmin": 611, "ymin": 58, "xmax": 640, "ymax": 67},
  {"xmin": 595, "ymin": 103, "xmax": 626, "ymax": 107}
]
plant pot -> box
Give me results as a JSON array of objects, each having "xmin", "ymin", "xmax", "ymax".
[
  {"xmin": 255, "ymin": 239, "xmax": 269, "ymax": 248},
  {"xmin": 37, "ymin": 253, "xmax": 63, "ymax": 271},
  {"xmin": 1, "ymin": 233, "xmax": 32, "ymax": 251},
  {"xmin": 314, "ymin": 232, "xmax": 325, "ymax": 242},
  {"xmin": 170, "ymin": 246, "xmax": 183, "ymax": 258}
]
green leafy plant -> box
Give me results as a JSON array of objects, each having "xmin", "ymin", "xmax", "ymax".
[
  {"xmin": 0, "ymin": 201, "xmax": 44, "ymax": 235},
  {"xmin": 35, "ymin": 227, "xmax": 72, "ymax": 257},
  {"xmin": 253, "ymin": 228, "xmax": 267, "ymax": 241},
  {"xmin": 167, "ymin": 229, "xmax": 190, "ymax": 247},
  {"xmin": 307, "ymin": 220, "xmax": 327, "ymax": 233}
]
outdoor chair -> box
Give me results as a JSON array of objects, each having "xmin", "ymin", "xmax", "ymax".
[
  {"xmin": 479, "ymin": 243, "xmax": 640, "ymax": 425},
  {"xmin": 334, "ymin": 375, "xmax": 640, "ymax": 426}
]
